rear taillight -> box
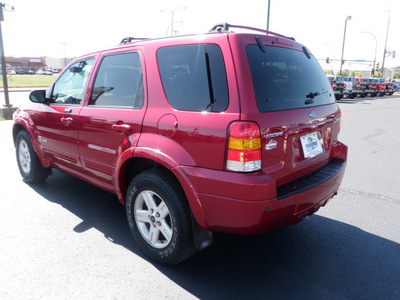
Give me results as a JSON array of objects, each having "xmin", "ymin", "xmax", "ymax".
[
  {"xmin": 226, "ymin": 121, "xmax": 261, "ymax": 172},
  {"xmin": 356, "ymin": 84, "xmax": 360, "ymax": 89},
  {"xmin": 344, "ymin": 84, "xmax": 347, "ymax": 88},
  {"xmin": 369, "ymin": 84, "xmax": 372, "ymax": 88},
  {"xmin": 332, "ymin": 83, "xmax": 336, "ymax": 89}
]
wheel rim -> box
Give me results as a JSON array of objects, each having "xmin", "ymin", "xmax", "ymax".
[
  {"xmin": 18, "ymin": 139, "xmax": 31, "ymax": 174},
  {"xmin": 134, "ymin": 190, "xmax": 173, "ymax": 249}
]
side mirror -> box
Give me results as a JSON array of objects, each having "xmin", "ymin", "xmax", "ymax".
[
  {"xmin": 29, "ymin": 90, "xmax": 47, "ymax": 103},
  {"xmin": 69, "ymin": 66, "xmax": 83, "ymax": 73}
]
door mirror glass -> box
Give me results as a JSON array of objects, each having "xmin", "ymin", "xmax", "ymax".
[{"xmin": 29, "ymin": 90, "xmax": 47, "ymax": 103}]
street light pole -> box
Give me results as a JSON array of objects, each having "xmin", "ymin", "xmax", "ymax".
[
  {"xmin": 0, "ymin": 20, "xmax": 9, "ymax": 108},
  {"xmin": 381, "ymin": 13, "xmax": 390, "ymax": 75},
  {"xmin": 161, "ymin": 7, "xmax": 186, "ymax": 36},
  {"xmin": 266, "ymin": 0, "xmax": 271, "ymax": 32},
  {"xmin": 0, "ymin": 2, "xmax": 12, "ymax": 108},
  {"xmin": 339, "ymin": 16, "xmax": 352, "ymax": 75},
  {"xmin": 62, "ymin": 42, "xmax": 67, "ymax": 67}
]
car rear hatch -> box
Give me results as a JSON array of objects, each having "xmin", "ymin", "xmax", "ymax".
[{"xmin": 230, "ymin": 34, "xmax": 342, "ymax": 198}]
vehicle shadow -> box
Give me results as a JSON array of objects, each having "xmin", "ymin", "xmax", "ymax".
[
  {"xmin": 337, "ymin": 98, "xmax": 372, "ymax": 104},
  {"xmin": 29, "ymin": 170, "xmax": 400, "ymax": 300},
  {"xmin": 337, "ymin": 95, "xmax": 393, "ymax": 104}
]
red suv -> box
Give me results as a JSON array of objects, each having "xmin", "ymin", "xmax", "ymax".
[{"xmin": 13, "ymin": 24, "xmax": 347, "ymax": 264}]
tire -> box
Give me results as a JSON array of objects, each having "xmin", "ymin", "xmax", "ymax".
[
  {"xmin": 125, "ymin": 170, "xmax": 196, "ymax": 265},
  {"xmin": 16, "ymin": 130, "xmax": 50, "ymax": 183}
]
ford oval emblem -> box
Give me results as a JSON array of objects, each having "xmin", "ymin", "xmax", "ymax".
[{"xmin": 309, "ymin": 111, "xmax": 317, "ymax": 118}]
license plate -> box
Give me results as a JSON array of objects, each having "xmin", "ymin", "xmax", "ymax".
[{"xmin": 300, "ymin": 133, "xmax": 323, "ymax": 158}]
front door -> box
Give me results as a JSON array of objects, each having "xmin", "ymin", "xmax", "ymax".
[{"xmin": 35, "ymin": 58, "xmax": 95, "ymax": 173}]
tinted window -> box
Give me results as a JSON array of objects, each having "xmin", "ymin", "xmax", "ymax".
[
  {"xmin": 51, "ymin": 58, "xmax": 95, "ymax": 105},
  {"xmin": 157, "ymin": 44, "xmax": 228, "ymax": 112},
  {"xmin": 90, "ymin": 52, "xmax": 143, "ymax": 109},
  {"xmin": 246, "ymin": 46, "xmax": 335, "ymax": 112}
]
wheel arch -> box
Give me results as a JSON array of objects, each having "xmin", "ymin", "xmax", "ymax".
[{"xmin": 13, "ymin": 119, "xmax": 51, "ymax": 168}]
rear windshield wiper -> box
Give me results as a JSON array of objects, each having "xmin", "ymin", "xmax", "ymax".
[{"xmin": 305, "ymin": 89, "xmax": 329, "ymax": 104}]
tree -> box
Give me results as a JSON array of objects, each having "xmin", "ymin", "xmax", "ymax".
[
  {"xmin": 393, "ymin": 72, "xmax": 400, "ymax": 79},
  {"xmin": 350, "ymin": 71, "xmax": 363, "ymax": 78},
  {"xmin": 337, "ymin": 71, "xmax": 348, "ymax": 77}
]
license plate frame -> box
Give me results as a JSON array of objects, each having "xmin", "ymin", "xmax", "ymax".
[{"xmin": 300, "ymin": 133, "xmax": 323, "ymax": 158}]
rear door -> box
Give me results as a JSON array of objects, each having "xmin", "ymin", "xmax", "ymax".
[{"xmin": 78, "ymin": 50, "xmax": 146, "ymax": 186}]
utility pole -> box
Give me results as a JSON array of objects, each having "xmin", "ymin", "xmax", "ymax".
[{"xmin": 381, "ymin": 13, "xmax": 390, "ymax": 75}]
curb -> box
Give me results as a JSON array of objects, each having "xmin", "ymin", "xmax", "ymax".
[{"xmin": 0, "ymin": 87, "xmax": 49, "ymax": 93}]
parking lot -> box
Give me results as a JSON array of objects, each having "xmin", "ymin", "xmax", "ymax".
[{"xmin": 0, "ymin": 94, "xmax": 399, "ymax": 299}]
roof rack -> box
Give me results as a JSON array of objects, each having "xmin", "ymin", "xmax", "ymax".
[
  {"xmin": 119, "ymin": 37, "xmax": 149, "ymax": 45},
  {"xmin": 209, "ymin": 23, "xmax": 295, "ymax": 41}
]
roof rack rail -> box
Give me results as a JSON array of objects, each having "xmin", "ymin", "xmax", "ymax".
[
  {"xmin": 119, "ymin": 37, "xmax": 149, "ymax": 45},
  {"xmin": 209, "ymin": 23, "xmax": 295, "ymax": 41}
]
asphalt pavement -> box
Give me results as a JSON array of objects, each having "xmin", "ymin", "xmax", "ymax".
[{"xmin": 0, "ymin": 94, "xmax": 399, "ymax": 299}]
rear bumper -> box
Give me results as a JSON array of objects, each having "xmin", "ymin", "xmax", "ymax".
[{"xmin": 181, "ymin": 143, "xmax": 347, "ymax": 235}]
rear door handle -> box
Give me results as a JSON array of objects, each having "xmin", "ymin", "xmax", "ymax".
[{"xmin": 112, "ymin": 123, "xmax": 131, "ymax": 133}]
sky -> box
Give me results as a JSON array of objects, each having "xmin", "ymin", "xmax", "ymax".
[{"xmin": 2, "ymin": 0, "xmax": 399, "ymax": 72}]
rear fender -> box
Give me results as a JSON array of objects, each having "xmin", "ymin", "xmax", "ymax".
[{"xmin": 115, "ymin": 133, "xmax": 209, "ymax": 229}]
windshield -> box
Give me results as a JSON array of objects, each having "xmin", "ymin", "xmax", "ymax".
[{"xmin": 246, "ymin": 45, "xmax": 335, "ymax": 112}]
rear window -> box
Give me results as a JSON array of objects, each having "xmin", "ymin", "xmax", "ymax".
[
  {"xmin": 246, "ymin": 45, "xmax": 335, "ymax": 112},
  {"xmin": 157, "ymin": 44, "xmax": 229, "ymax": 112}
]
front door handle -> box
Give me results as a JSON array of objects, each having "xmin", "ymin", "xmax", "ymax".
[
  {"xmin": 61, "ymin": 117, "xmax": 73, "ymax": 126},
  {"xmin": 112, "ymin": 123, "xmax": 131, "ymax": 133}
]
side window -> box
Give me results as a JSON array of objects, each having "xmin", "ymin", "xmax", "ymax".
[
  {"xmin": 51, "ymin": 58, "xmax": 95, "ymax": 105},
  {"xmin": 157, "ymin": 44, "xmax": 229, "ymax": 112},
  {"xmin": 89, "ymin": 52, "xmax": 144, "ymax": 109}
]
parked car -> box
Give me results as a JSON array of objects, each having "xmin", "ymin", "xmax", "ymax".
[
  {"xmin": 327, "ymin": 76, "xmax": 345, "ymax": 99},
  {"xmin": 385, "ymin": 81, "xmax": 394, "ymax": 95},
  {"xmin": 13, "ymin": 24, "xmax": 347, "ymax": 264},
  {"xmin": 374, "ymin": 78, "xmax": 387, "ymax": 96},
  {"xmin": 362, "ymin": 78, "xmax": 377, "ymax": 97},
  {"xmin": 393, "ymin": 82, "xmax": 399, "ymax": 92},
  {"xmin": 338, "ymin": 76, "xmax": 366, "ymax": 99},
  {"xmin": 42, "ymin": 70, "xmax": 54, "ymax": 75}
]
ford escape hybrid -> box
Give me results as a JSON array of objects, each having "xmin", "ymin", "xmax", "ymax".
[{"xmin": 13, "ymin": 24, "xmax": 347, "ymax": 264}]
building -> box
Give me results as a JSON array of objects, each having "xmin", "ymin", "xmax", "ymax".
[
  {"xmin": 5, "ymin": 57, "xmax": 46, "ymax": 73},
  {"xmin": 5, "ymin": 57, "xmax": 73, "ymax": 74}
]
